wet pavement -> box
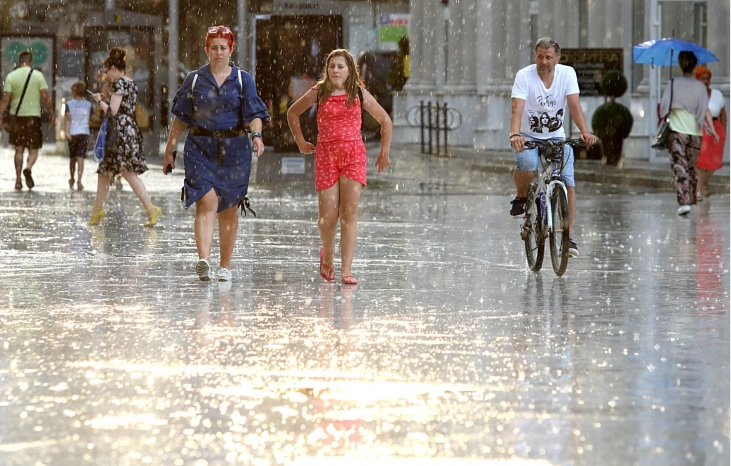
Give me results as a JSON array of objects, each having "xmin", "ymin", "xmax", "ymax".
[{"xmin": 0, "ymin": 143, "xmax": 729, "ymax": 466}]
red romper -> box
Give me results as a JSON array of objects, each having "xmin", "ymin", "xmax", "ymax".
[{"xmin": 314, "ymin": 89, "xmax": 367, "ymax": 191}]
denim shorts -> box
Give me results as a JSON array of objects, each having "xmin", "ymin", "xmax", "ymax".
[{"xmin": 514, "ymin": 135, "xmax": 575, "ymax": 187}]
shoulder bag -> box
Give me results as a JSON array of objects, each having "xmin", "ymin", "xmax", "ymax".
[
  {"xmin": 4, "ymin": 68, "xmax": 34, "ymax": 134},
  {"xmin": 652, "ymin": 79, "xmax": 673, "ymax": 150}
]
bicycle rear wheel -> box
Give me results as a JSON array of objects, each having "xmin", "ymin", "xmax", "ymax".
[
  {"xmin": 522, "ymin": 193, "xmax": 544, "ymax": 271},
  {"xmin": 549, "ymin": 187, "xmax": 570, "ymax": 275}
]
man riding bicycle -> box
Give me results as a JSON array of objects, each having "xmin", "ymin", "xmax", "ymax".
[{"xmin": 509, "ymin": 37, "xmax": 596, "ymax": 258}]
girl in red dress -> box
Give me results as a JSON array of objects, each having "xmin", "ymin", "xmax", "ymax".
[{"xmin": 288, "ymin": 49, "xmax": 392, "ymax": 285}]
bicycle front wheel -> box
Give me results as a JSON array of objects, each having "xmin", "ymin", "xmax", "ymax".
[
  {"xmin": 549, "ymin": 187, "xmax": 570, "ymax": 275},
  {"xmin": 522, "ymin": 195, "xmax": 545, "ymax": 271}
]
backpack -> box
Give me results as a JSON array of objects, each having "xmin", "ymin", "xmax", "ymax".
[{"xmin": 186, "ymin": 68, "xmax": 256, "ymax": 218}]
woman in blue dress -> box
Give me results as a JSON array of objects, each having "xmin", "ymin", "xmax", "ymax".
[{"xmin": 163, "ymin": 26, "xmax": 269, "ymax": 282}]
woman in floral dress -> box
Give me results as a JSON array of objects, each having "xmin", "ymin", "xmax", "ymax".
[{"xmin": 88, "ymin": 47, "xmax": 161, "ymax": 226}]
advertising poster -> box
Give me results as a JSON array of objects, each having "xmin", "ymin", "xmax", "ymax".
[
  {"xmin": 378, "ymin": 14, "xmax": 409, "ymax": 51},
  {"xmin": 1, "ymin": 35, "xmax": 56, "ymax": 98}
]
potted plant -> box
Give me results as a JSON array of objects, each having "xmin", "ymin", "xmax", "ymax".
[{"xmin": 591, "ymin": 70, "xmax": 634, "ymax": 166}]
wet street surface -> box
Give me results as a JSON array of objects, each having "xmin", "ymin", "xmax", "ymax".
[{"xmin": 0, "ymin": 145, "xmax": 729, "ymax": 465}]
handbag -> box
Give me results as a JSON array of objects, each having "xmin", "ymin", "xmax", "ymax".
[
  {"xmin": 92, "ymin": 117, "xmax": 108, "ymax": 163},
  {"xmin": 652, "ymin": 79, "xmax": 674, "ymax": 150},
  {"xmin": 104, "ymin": 109, "xmax": 119, "ymax": 156},
  {"xmin": 4, "ymin": 68, "xmax": 34, "ymax": 134}
]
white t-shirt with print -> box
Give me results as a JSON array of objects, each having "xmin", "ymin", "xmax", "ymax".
[{"xmin": 511, "ymin": 63, "xmax": 580, "ymax": 139}]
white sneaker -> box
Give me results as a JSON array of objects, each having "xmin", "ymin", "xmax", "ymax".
[
  {"xmin": 676, "ymin": 205, "xmax": 691, "ymax": 216},
  {"xmin": 196, "ymin": 258, "xmax": 210, "ymax": 281},
  {"xmin": 218, "ymin": 268, "xmax": 232, "ymax": 282}
]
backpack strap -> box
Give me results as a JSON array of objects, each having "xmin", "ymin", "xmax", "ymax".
[
  {"xmin": 191, "ymin": 73, "xmax": 199, "ymax": 92},
  {"xmin": 191, "ymin": 70, "xmax": 243, "ymax": 94}
]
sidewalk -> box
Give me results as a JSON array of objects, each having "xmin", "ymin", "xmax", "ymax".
[{"xmin": 407, "ymin": 143, "xmax": 731, "ymax": 193}]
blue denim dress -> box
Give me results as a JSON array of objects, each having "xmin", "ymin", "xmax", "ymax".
[{"xmin": 171, "ymin": 65, "xmax": 270, "ymax": 212}]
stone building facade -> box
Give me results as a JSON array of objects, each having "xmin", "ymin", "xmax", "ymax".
[{"xmin": 394, "ymin": 0, "xmax": 729, "ymax": 162}]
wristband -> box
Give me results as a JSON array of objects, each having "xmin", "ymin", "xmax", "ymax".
[
  {"xmin": 251, "ymin": 131, "xmax": 262, "ymax": 139},
  {"xmin": 509, "ymin": 133, "xmax": 520, "ymax": 140}
]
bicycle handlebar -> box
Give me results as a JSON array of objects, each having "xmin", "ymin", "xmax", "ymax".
[{"xmin": 523, "ymin": 138, "xmax": 592, "ymax": 150}]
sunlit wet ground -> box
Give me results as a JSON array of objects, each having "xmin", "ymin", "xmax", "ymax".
[{"xmin": 0, "ymin": 146, "xmax": 728, "ymax": 465}]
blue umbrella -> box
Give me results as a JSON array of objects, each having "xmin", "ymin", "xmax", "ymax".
[{"xmin": 633, "ymin": 38, "xmax": 719, "ymax": 67}]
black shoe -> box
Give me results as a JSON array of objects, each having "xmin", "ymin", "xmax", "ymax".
[
  {"xmin": 23, "ymin": 168, "xmax": 34, "ymax": 189},
  {"xmin": 510, "ymin": 197, "xmax": 527, "ymax": 218},
  {"xmin": 568, "ymin": 238, "xmax": 580, "ymax": 258}
]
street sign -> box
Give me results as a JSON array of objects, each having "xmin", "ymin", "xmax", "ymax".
[
  {"xmin": 281, "ymin": 157, "xmax": 306, "ymax": 175},
  {"xmin": 560, "ymin": 48, "xmax": 623, "ymax": 96}
]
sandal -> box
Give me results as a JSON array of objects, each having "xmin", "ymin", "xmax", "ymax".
[
  {"xmin": 22, "ymin": 168, "xmax": 34, "ymax": 189},
  {"xmin": 342, "ymin": 275, "xmax": 358, "ymax": 285},
  {"xmin": 319, "ymin": 248, "xmax": 335, "ymax": 281}
]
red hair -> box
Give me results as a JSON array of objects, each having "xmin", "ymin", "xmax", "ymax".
[
  {"xmin": 694, "ymin": 65, "xmax": 711, "ymax": 80},
  {"xmin": 206, "ymin": 25, "xmax": 235, "ymax": 49}
]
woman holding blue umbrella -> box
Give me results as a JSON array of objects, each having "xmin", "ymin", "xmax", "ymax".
[{"xmin": 658, "ymin": 51, "xmax": 709, "ymax": 216}]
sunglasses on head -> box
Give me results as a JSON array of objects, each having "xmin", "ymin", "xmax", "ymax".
[{"xmin": 208, "ymin": 26, "xmax": 231, "ymax": 35}]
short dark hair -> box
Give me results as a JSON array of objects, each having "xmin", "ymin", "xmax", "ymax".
[
  {"xmin": 71, "ymin": 81, "xmax": 86, "ymax": 97},
  {"xmin": 678, "ymin": 51, "xmax": 698, "ymax": 73},
  {"xmin": 18, "ymin": 51, "xmax": 33, "ymax": 65},
  {"xmin": 535, "ymin": 37, "xmax": 561, "ymax": 56}
]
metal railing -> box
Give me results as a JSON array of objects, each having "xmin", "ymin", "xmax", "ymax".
[{"xmin": 407, "ymin": 101, "xmax": 462, "ymax": 156}]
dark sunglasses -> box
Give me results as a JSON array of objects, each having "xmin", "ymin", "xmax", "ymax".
[{"xmin": 208, "ymin": 26, "xmax": 231, "ymax": 35}]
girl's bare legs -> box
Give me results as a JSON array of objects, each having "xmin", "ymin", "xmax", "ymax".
[
  {"xmin": 217, "ymin": 206, "xmax": 239, "ymax": 269},
  {"xmin": 93, "ymin": 172, "xmax": 113, "ymax": 208},
  {"xmin": 121, "ymin": 171, "xmax": 153, "ymax": 210},
  {"xmin": 194, "ymin": 189, "xmax": 218, "ymax": 261},
  {"xmin": 318, "ymin": 182, "xmax": 340, "ymax": 276},
  {"xmin": 697, "ymin": 168, "xmax": 714, "ymax": 196},
  {"xmin": 338, "ymin": 176, "xmax": 361, "ymax": 277}
]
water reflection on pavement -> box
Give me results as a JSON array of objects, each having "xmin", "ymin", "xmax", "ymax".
[{"xmin": 0, "ymin": 149, "xmax": 728, "ymax": 466}]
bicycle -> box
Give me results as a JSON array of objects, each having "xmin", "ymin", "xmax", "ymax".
[{"xmin": 519, "ymin": 138, "xmax": 589, "ymax": 276}]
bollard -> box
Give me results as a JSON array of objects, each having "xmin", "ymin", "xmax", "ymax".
[
  {"xmin": 442, "ymin": 103, "xmax": 448, "ymax": 156},
  {"xmin": 427, "ymin": 101, "xmax": 433, "ymax": 155},
  {"xmin": 435, "ymin": 102, "xmax": 441, "ymax": 156},
  {"xmin": 420, "ymin": 101, "xmax": 425, "ymax": 154}
]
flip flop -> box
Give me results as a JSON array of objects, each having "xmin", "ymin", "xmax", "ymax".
[
  {"xmin": 342, "ymin": 275, "xmax": 358, "ymax": 285},
  {"xmin": 319, "ymin": 248, "xmax": 334, "ymax": 281},
  {"xmin": 14, "ymin": 181, "xmax": 22, "ymax": 190}
]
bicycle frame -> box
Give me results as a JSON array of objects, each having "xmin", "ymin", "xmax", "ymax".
[
  {"xmin": 541, "ymin": 169, "xmax": 568, "ymax": 234},
  {"xmin": 521, "ymin": 138, "xmax": 585, "ymax": 275}
]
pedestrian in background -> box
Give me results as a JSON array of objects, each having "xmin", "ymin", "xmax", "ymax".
[
  {"xmin": 0, "ymin": 51, "xmax": 55, "ymax": 190},
  {"xmin": 694, "ymin": 65, "xmax": 726, "ymax": 199},
  {"xmin": 163, "ymin": 25, "xmax": 269, "ymax": 283},
  {"xmin": 287, "ymin": 48, "xmax": 392, "ymax": 285},
  {"xmin": 88, "ymin": 48, "xmax": 161, "ymax": 226},
  {"xmin": 659, "ymin": 51, "xmax": 709, "ymax": 216},
  {"xmin": 64, "ymin": 81, "xmax": 91, "ymax": 191}
]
